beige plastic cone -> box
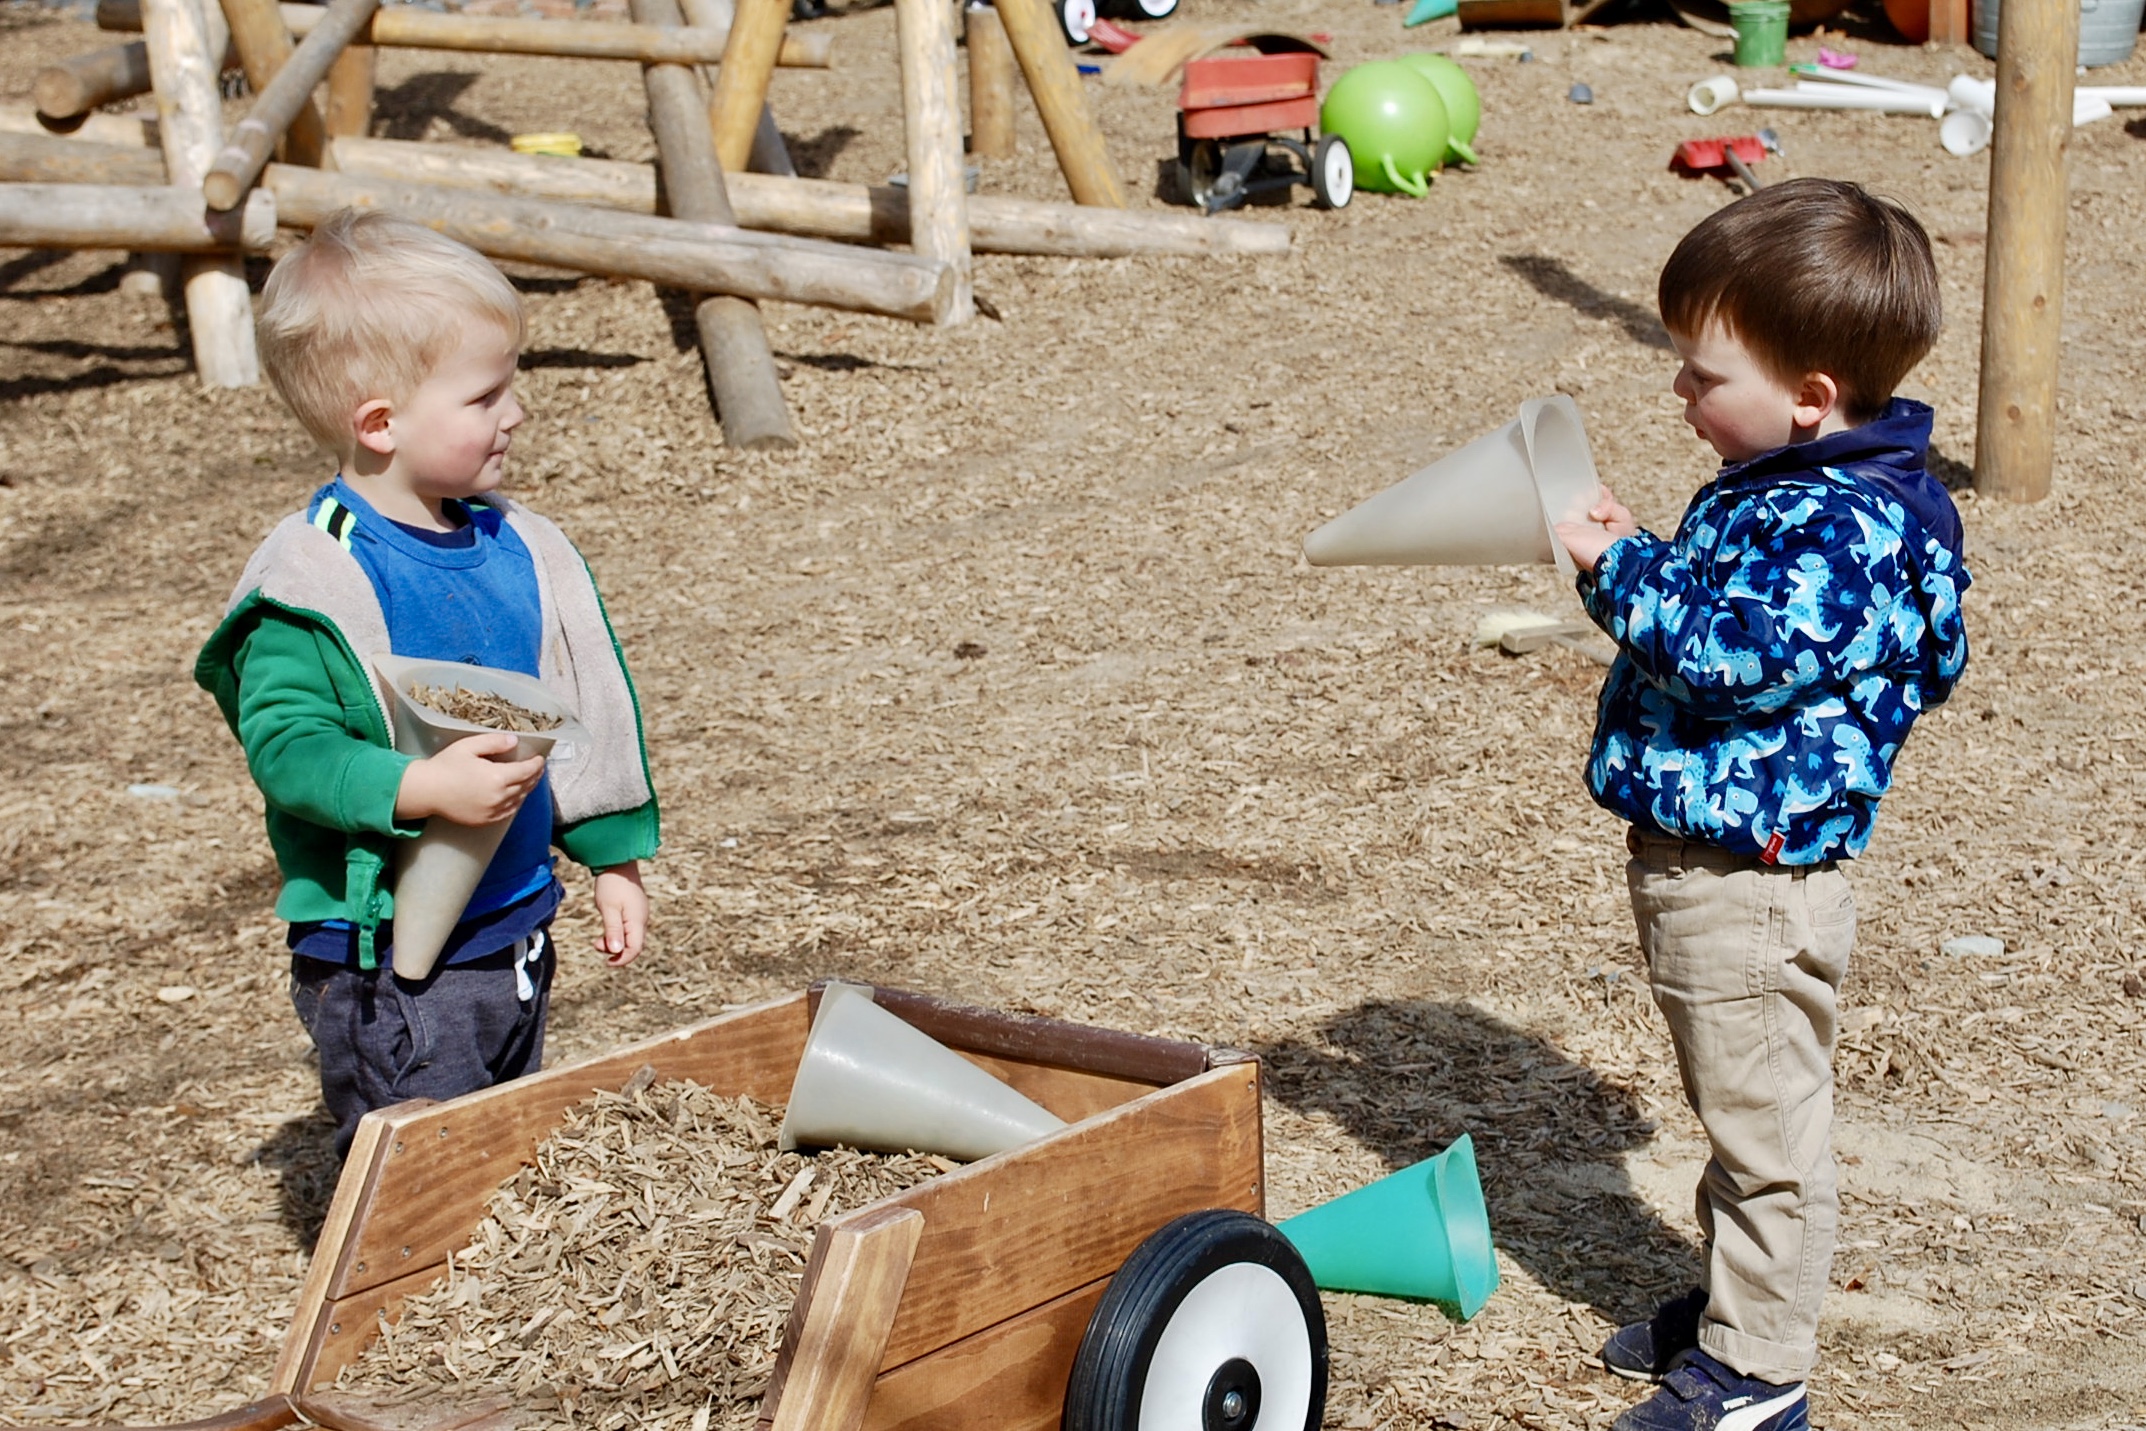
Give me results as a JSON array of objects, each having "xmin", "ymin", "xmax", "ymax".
[
  {"xmin": 778, "ymin": 982, "xmax": 1067, "ymax": 1161},
  {"xmin": 1302, "ymin": 395, "xmax": 1605, "ymax": 578},
  {"xmin": 371, "ymin": 654, "xmax": 589, "ymax": 982}
]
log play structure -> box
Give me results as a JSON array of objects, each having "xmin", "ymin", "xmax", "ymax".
[{"xmin": 4, "ymin": 0, "xmax": 1290, "ymax": 446}]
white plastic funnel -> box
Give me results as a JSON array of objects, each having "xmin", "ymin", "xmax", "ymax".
[
  {"xmin": 371, "ymin": 653, "xmax": 588, "ymax": 981},
  {"xmin": 1302, "ymin": 395, "xmax": 1604, "ymax": 578},
  {"xmin": 777, "ymin": 982, "xmax": 1067, "ymax": 1161}
]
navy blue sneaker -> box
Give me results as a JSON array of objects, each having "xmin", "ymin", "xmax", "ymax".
[
  {"xmin": 1612, "ymin": 1350, "xmax": 1808, "ymax": 1431},
  {"xmin": 1601, "ymin": 1286, "xmax": 1708, "ymax": 1382}
]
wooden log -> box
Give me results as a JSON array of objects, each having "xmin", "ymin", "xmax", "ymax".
[
  {"xmin": 708, "ymin": 0, "xmax": 789, "ymax": 169},
  {"xmin": 896, "ymin": 0, "xmax": 971, "ymax": 324},
  {"xmin": 964, "ymin": 2, "xmax": 1015, "ymax": 160},
  {"xmin": 759, "ymin": 1207, "xmax": 925, "ymax": 1431},
  {"xmin": 0, "ymin": 127, "xmax": 165, "ymax": 183},
  {"xmin": 0, "ymin": 181, "xmax": 275, "ymax": 248},
  {"xmin": 263, "ymin": 164, "xmax": 958, "ymax": 321},
  {"xmin": 31, "ymin": 38, "xmax": 245, "ymax": 123},
  {"xmin": 99, "ymin": 0, "xmax": 833, "ymax": 67},
  {"xmin": 144, "ymin": 0, "xmax": 259, "ymax": 387},
  {"xmin": 633, "ymin": 0, "xmax": 796, "ymax": 450},
  {"xmin": 992, "ymin": 0, "xmax": 1122, "ymax": 206},
  {"xmin": 322, "ymin": 137, "xmax": 1292, "ymax": 257},
  {"xmin": 219, "ymin": 0, "xmax": 326, "ymax": 166},
  {"xmin": 1974, "ymin": 0, "xmax": 2077, "ymax": 502},
  {"xmin": 204, "ymin": 0, "xmax": 377, "ymax": 208},
  {"xmin": 324, "ymin": 43, "xmax": 376, "ymax": 139},
  {"xmin": 1, "ymin": 101, "xmax": 158, "ymax": 145}
]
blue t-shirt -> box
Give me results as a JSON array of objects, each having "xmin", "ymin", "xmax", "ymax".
[{"xmin": 289, "ymin": 479, "xmax": 561, "ymax": 968}]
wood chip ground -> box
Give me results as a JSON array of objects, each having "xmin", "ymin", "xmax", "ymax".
[{"xmin": 3, "ymin": 0, "xmax": 2145, "ymax": 1427}]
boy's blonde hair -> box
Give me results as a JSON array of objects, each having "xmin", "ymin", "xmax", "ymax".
[{"xmin": 257, "ymin": 209, "xmax": 526, "ymax": 452}]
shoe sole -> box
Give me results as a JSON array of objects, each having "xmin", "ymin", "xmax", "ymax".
[{"xmin": 1601, "ymin": 1357, "xmax": 1669, "ymax": 1384}]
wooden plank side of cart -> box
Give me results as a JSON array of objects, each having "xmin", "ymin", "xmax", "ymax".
[
  {"xmin": 272, "ymin": 982, "xmax": 1255, "ymax": 1409},
  {"xmin": 761, "ymin": 1049, "xmax": 1265, "ymax": 1430}
]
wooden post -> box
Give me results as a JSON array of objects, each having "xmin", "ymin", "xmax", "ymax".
[
  {"xmin": 142, "ymin": 0, "xmax": 260, "ymax": 387},
  {"xmin": 632, "ymin": 0, "xmax": 796, "ymax": 450},
  {"xmin": 218, "ymin": 0, "xmax": 325, "ymax": 166},
  {"xmin": 965, "ymin": 1, "xmax": 1015, "ymax": 160},
  {"xmin": 707, "ymin": 0, "xmax": 788, "ymax": 170},
  {"xmin": 309, "ymin": 135, "xmax": 1293, "ymax": 256},
  {"xmin": 991, "ymin": 0, "xmax": 1122, "ymax": 206},
  {"xmin": 263, "ymin": 164, "xmax": 959, "ymax": 322},
  {"xmin": 0, "ymin": 181, "xmax": 276, "ymax": 249},
  {"xmin": 323, "ymin": 42, "xmax": 375, "ymax": 139},
  {"xmin": 896, "ymin": 0, "xmax": 971, "ymax": 324},
  {"xmin": 1928, "ymin": 0, "xmax": 1970, "ymax": 46},
  {"xmin": 1973, "ymin": 0, "xmax": 2078, "ymax": 502},
  {"xmin": 676, "ymin": 0, "xmax": 796, "ymax": 176},
  {"xmin": 203, "ymin": 0, "xmax": 377, "ymax": 208}
]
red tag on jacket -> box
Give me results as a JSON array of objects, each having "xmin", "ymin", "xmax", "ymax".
[{"xmin": 1761, "ymin": 832, "xmax": 1786, "ymax": 865}]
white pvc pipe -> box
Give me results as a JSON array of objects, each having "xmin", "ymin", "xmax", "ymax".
[
  {"xmin": 1790, "ymin": 68, "xmax": 1951, "ymax": 105},
  {"xmin": 2078, "ymin": 85, "xmax": 2146, "ymax": 106},
  {"xmin": 1742, "ymin": 87, "xmax": 1946, "ymax": 116},
  {"xmin": 1688, "ymin": 73, "xmax": 1739, "ymax": 115}
]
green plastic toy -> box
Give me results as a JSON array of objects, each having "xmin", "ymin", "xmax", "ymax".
[
  {"xmin": 1318, "ymin": 60, "xmax": 1449, "ymax": 198},
  {"xmin": 1398, "ymin": 52, "xmax": 1481, "ymax": 166}
]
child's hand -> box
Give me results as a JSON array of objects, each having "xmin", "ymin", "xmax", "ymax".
[
  {"xmin": 1556, "ymin": 484, "xmax": 1640, "ymax": 573},
  {"xmin": 593, "ymin": 862, "xmax": 648, "ymax": 967},
  {"xmin": 394, "ymin": 732, "xmax": 546, "ymax": 826}
]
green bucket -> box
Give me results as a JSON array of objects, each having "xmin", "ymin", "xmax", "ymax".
[{"xmin": 1727, "ymin": 0, "xmax": 1790, "ymax": 66}]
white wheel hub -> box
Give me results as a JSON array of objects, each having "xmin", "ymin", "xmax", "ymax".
[
  {"xmin": 1061, "ymin": 0, "xmax": 1096, "ymax": 41},
  {"xmin": 1321, "ymin": 142, "xmax": 1353, "ymax": 204},
  {"xmin": 1137, "ymin": 1263, "xmax": 1313, "ymax": 1431}
]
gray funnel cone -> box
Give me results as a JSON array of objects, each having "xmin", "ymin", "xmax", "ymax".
[
  {"xmin": 1302, "ymin": 395, "xmax": 1604, "ymax": 578},
  {"xmin": 778, "ymin": 983, "xmax": 1067, "ymax": 1162},
  {"xmin": 371, "ymin": 654, "xmax": 589, "ymax": 981}
]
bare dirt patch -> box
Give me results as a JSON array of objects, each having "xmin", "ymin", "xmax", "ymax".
[{"xmin": 4, "ymin": 0, "xmax": 2145, "ymax": 1426}]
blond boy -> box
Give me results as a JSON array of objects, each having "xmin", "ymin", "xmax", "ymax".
[{"xmin": 196, "ymin": 210, "xmax": 658, "ymax": 1157}]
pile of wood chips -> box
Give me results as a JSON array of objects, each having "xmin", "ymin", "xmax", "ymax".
[
  {"xmin": 334, "ymin": 1075, "xmax": 945, "ymax": 1430},
  {"xmin": 408, "ymin": 684, "xmax": 563, "ymax": 733}
]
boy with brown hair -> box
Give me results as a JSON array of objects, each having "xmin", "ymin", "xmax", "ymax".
[
  {"xmin": 1555, "ymin": 179, "xmax": 1970, "ymax": 1431},
  {"xmin": 195, "ymin": 209, "xmax": 659, "ymax": 1158}
]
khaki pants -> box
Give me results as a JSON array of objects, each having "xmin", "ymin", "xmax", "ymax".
[{"xmin": 1626, "ymin": 829, "xmax": 1855, "ymax": 1385}]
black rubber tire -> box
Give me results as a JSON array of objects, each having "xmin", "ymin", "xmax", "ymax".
[
  {"xmin": 1063, "ymin": 1209, "xmax": 1328, "ymax": 1431},
  {"xmin": 1052, "ymin": 0, "xmax": 1096, "ymax": 43},
  {"xmin": 1311, "ymin": 133, "xmax": 1353, "ymax": 210}
]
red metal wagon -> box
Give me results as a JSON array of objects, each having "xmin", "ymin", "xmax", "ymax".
[{"xmin": 1175, "ymin": 42, "xmax": 1351, "ymax": 214}]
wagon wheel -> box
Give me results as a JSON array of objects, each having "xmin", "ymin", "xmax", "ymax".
[
  {"xmin": 1124, "ymin": 0, "xmax": 1180, "ymax": 18},
  {"xmin": 1311, "ymin": 134, "xmax": 1353, "ymax": 209},
  {"xmin": 1053, "ymin": 0, "xmax": 1098, "ymax": 43},
  {"xmin": 1064, "ymin": 1209, "xmax": 1328, "ymax": 1431}
]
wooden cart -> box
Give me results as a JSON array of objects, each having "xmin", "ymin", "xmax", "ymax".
[{"xmin": 170, "ymin": 981, "xmax": 1310, "ymax": 1431}]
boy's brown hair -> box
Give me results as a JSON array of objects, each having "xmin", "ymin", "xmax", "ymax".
[{"xmin": 1657, "ymin": 177, "xmax": 1940, "ymax": 421}]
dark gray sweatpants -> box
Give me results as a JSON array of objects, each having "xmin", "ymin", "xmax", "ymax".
[{"xmin": 290, "ymin": 929, "xmax": 554, "ymax": 1160}]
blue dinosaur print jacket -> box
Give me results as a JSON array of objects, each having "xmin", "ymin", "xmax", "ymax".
[{"xmin": 1578, "ymin": 399, "xmax": 1970, "ymax": 865}]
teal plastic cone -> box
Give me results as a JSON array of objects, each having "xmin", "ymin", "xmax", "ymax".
[{"xmin": 1277, "ymin": 1133, "xmax": 1499, "ymax": 1319}]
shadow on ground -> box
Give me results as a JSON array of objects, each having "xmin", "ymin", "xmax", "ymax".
[
  {"xmin": 254, "ymin": 1111, "xmax": 342, "ymax": 1251},
  {"xmin": 1260, "ymin": 998, "xmax": 1700, "ymax": 1323}
]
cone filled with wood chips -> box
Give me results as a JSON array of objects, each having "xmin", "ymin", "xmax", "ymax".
[{"xmin": 333, "ymin": 1073, "xmax": 950, "ymax": 1429}]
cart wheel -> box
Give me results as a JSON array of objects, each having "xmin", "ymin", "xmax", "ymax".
[
  {"xmin": 1065, "ymin": 1210, "xmax": 1328, "ymax": 1431},
  {"xmin": 1311, "ymin": 134, "xmax": 1353, "ymax": 209},
  {"xmin": 1184, "ymin": 138, "xmax": 1225, "ymax": 211},
  {"xmin": 1053, "ymin": 0, "xmax": 1097, "ymax": 43},
  {"xmin": 1129, "ymin": 0, "xmax": 1180, "ymax": 18}
]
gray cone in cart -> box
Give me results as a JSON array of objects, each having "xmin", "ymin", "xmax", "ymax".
[
  {"xmin": 372, "ymin": 653, "xmax": 590, "ymax": 981},
  {"xmin": 779, "ymin": 981, "xmax": 1068, "ymax": 1161}
]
